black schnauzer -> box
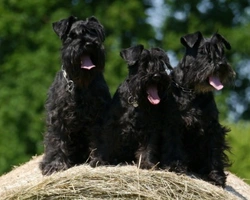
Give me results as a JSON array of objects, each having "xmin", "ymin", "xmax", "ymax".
[
  {"xmin": 161, "ymin": 31, "xmax": 235, "ymax": 187},
  {"xmin": 39, "ymin": 16, "xmax": 111, "ymax": 175},
  {"xmin": 90, "ymin": 44, "xmax": 172, "ymax": 169}
]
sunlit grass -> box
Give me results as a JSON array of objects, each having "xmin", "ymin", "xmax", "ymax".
[{"xmin": 224, "ymin": 121, "xmax": 250, "ymax": 184}]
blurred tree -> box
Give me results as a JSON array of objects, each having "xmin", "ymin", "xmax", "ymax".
[{"xmin": 0, "ymin": 0, "xmax": 155, "ymax": 174}]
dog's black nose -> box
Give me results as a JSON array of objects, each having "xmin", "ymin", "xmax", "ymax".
[{"xmin": 152, "ymin": 74, "xmax": 161, "ymax": 81}]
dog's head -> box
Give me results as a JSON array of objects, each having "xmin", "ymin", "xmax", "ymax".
[
  {"xmin": 120, "ymin": 44, "xmax": 172, "ymax": 105},
  {"xmin": 53, "ymin": 16, "xmax": 105, "ymax": 78},
  {"xmin": 175, "ymin": 31, "xmax": 235, "ymax": 93}
]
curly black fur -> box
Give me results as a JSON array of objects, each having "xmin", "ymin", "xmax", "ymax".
[
  {"xmin": 161, "ymin": 31, "xmax": 235, "ymax": 187},
  {"xmin": 90, "ymin": 45, "xmax": 172, "ymax": 169},
  {"xmin": 39, "ymin": 16, "xmax": 111, "ymax": 175}
]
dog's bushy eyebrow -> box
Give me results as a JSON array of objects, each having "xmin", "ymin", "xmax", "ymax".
[{"xmin": 86, "ymin": 17, "xmax": 105, "ymax": 42}]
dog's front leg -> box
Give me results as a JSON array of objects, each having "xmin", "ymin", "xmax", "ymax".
[
  {"xmin": 135, "ymin": 132, "xmax": 160, "ymax": 170},
  {"xmin": 202, "ymin": 122, "xmax": 230, "ymax": 187},
  {"xmin": 39, "ymin": 136, "xmax": 72, "ymax": 175},
  {"xmin": 160, "ymin": 126, "xmax": 187, "ymax": 173}
]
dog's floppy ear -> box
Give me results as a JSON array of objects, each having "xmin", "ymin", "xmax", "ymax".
[
  {"xmin": 52, "ymin": 16, "xmax": 77, "ymax": 40},
  {"xmin": 211, "ymin": 33, "xmax": 231, "ymax": 50},
  {"xmin": 87, "ymin": 16, "xmax": 105, "ymax": 42},
  {"xmin": 88, "ymin": 16, "xmax": 100, "ymax": 23},
  {"xmin": 180, "ymin": 31, "xmax": 203, "ymax": 48},
  {"xmin": 120, "ymin": 45, "xmax": 144, "ymax": 66}
]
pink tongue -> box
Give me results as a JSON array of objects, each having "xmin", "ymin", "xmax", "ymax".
[
  {"xmin": 209, "ymin": 76, "xmax": 224, "ymax": 90},
  {"xmin": 147, "ymin": 86, "xmax": 160, "ymax": 105},
  {"xmin": 81, "ymin": 55, "xmax": 96, "ymax": 70}
]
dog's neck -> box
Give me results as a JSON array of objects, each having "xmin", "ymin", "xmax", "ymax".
[
  {"xmin": 171, "ymin": 80, "xmax": 194, "ymax": 94},
  {"xmin": 125, "ymin": 80, "xmax": 139, "ymax": 107},
  {"xmin": 62, "ymin": 66, "xmax": 74, "ymax": 93},
  {"xmin": 171, "ymin": 64, "xmax": 196, "ymax": 95},
  {"xmin": 171, "ymin": 72, "xmax": 196, "ymax": 110},
  {"xmin": 171, "ymin": 78, "xmax": 215, "ymax": 112},
  {"xmin": 61, "ymin": 65, "xmax": 97, "ymax": 91}
]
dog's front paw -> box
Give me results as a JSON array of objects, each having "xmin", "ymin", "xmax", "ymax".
[
  {"xmin": 89, "ymin": 157, "xmax": 108, "ymax": 168},
  {"xmin": 138, "ymin": 160, "xmax": 159, "ymax": 170},
  {"xmin": 39, "ymin": 160, "xmax": 69, "ymax": 175},
  {"xmin": 162, "ymin": 160, "xmax": 187, "ymax": 174},
  {"xmin": 207, "ymin": 170, "xmax": 226, "ymax": 187}
]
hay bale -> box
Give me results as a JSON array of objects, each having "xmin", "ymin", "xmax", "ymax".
[{"xmin": 0, "ymin": 155, "xmax": 249, "ymax": 200}]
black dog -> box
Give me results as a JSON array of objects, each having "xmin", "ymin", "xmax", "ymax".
[
  {"xmin": 39, "ymin": 16, "xmax": 111, "ymax": 175},
  {"xmin": 90, "ymin": 45, "xmax": 172, "ymax": 169},
  {"xmin": 161, "ymin": 31, "xmax": 235, "ymax": 187}
]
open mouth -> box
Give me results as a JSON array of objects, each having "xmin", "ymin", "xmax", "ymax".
[
  {"xmin": 208, "ymin": 76, "xmax": 224, "ymax": 90},
  {"xmin": 81, "ymin": 55, "xmax": 96, "ymax": 70},
  {"xmin": 147, "ymin": 85, "xmax": 161, "ymax": 105}
]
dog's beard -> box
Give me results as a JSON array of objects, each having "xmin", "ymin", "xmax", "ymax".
[
  {"xmin": 184, "ymin": 62, "xmax": 226, "ymax": 92},
  {"xmin": 193, "ymin": 76, "xmax": 224, "ymax": 93}
]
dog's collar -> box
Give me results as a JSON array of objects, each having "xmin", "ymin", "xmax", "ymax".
[
  {"xmin": 128, "ymin": 96, "xmax": 139, "ymax": 107},
  {"xmin": 126, "ymin": 80, "xmax": 139, "ymax": 107},
  {"xmin": 171, "ymin": 80, "xmax": 194, "ymax": 94},
  {"xmin": 61, "ymin": 65, "xmax": 74, "ymax": 93}
]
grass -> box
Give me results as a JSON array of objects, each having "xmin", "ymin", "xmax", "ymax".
[{"xmin": 225, "ymin": 120, "xmax": 250, "ymax": 184}]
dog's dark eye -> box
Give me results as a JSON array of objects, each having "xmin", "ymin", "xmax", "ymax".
[
  {"xmin": 87, "ymin": 29, "xmax": 97, "ymax": 36},
  {"xmin": 198, "ymin": 49, "xmax": 204, "ymax": 54},
  {"xmin": 68, "ymin": 32, "xmax": 77, "ymax": 38}
]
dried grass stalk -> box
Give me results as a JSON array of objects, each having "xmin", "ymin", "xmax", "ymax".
[{"xmin": 0, "ymin": 155, "xmax": 249, "ymax": 200}]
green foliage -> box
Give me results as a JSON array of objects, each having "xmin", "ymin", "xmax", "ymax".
[{"xmin": 225, "ymin": 121, "xmax": 250, "ymax": 184}]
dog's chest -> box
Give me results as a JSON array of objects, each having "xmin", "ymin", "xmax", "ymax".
[{"xmin": 179, "ymin": 94, "xmax": 216, "ymax": 132}]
